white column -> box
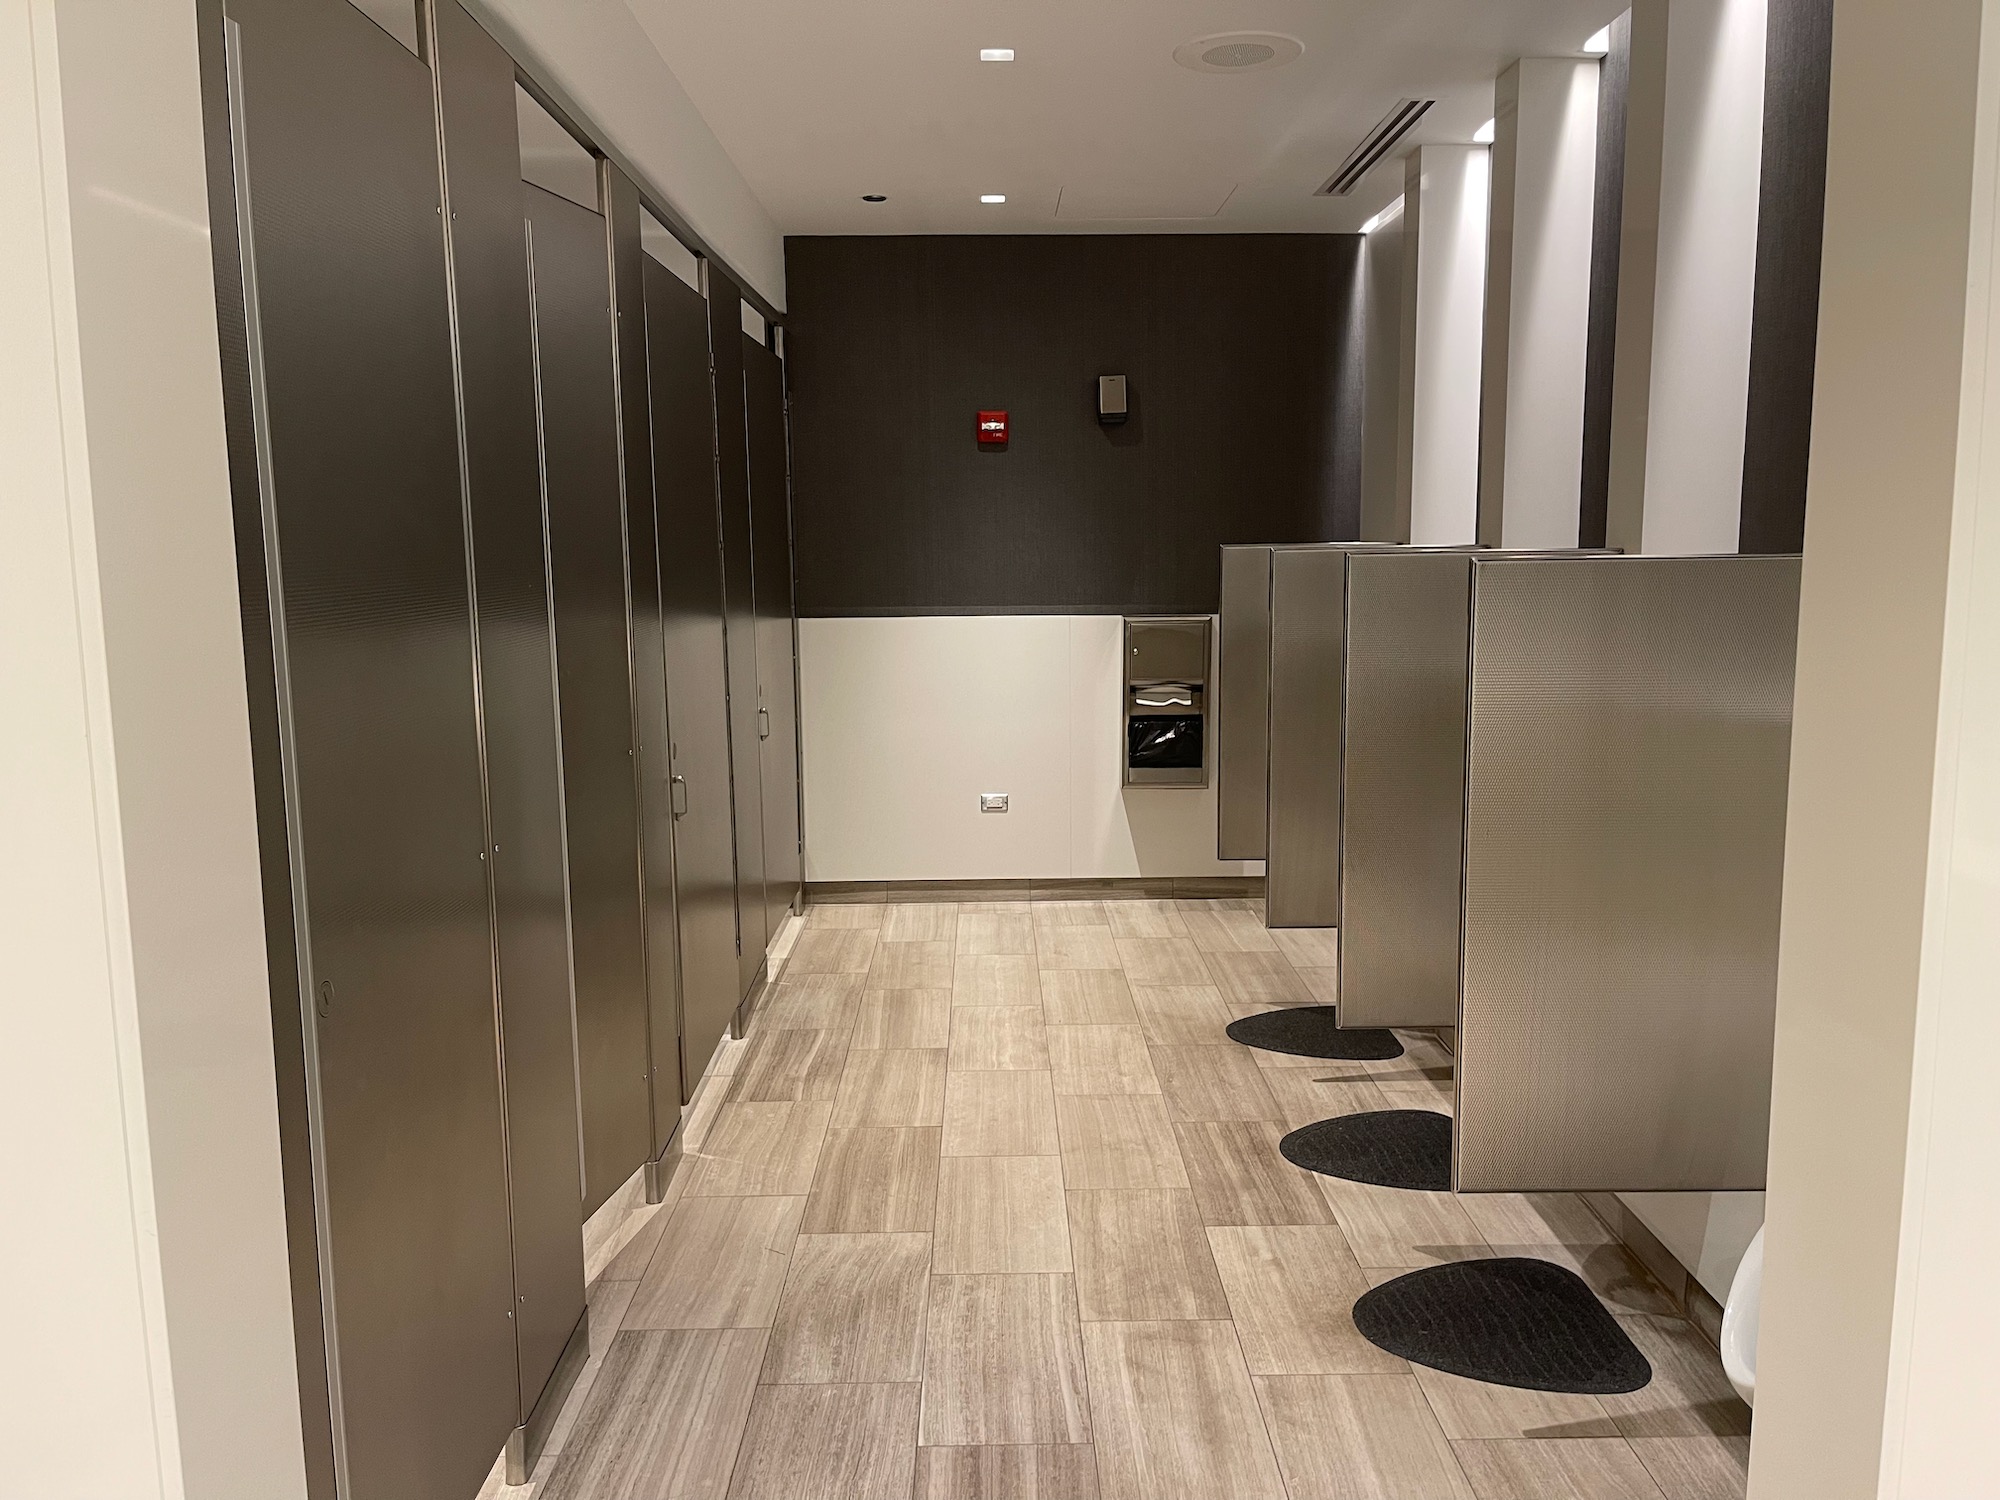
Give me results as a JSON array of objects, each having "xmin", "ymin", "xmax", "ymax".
[
  {"xmin": 1360, "ymin": 204, "xmax": 1408, "ymax": 541},
  {"xmin": 1396, "ymin": 144, "xmax": 1489, "ymax": 545},
  {"xmin": 1750, "ymin": 0, "xmax": 2000, "ymax": 1492},
  {"xmin": 3, "ymin": 4, "xmax": 307, "ymax": 1497},
  {"xmin": 1478, "ymin": 58, "xmax": 1600, "ymax": 548},
  {"xmin": 1606, "ymin": 0, "xmax": 1769, "ymax": 554}
]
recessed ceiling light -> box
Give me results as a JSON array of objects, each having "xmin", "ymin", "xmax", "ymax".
[
  {"xmin": 1173, "ymin": 32, "xmax": 1305, "ymax": 74},
  {"xmin": 862, "ymin": 194, "xmax": 887, "ymax": 202},
  {"xmin": 980, "ymin": 194, "xmax": 1007, "ymax": 204},
  {"xmin": 980, "ymin": 47, "xmax": 1015, "ymax": 62},
  {"xmin": 1360, "ymin": 197, "xmax": 1405, "ymax": 235},
  {"xmin": 1473, "ymin": 118, "xmax": 1495, "ymax": 144},
  {"xmin": 1582, "ymin": 25, "xmax": 1612, "ymax": 56}
]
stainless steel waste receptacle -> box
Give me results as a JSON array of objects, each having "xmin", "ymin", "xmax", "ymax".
[{"xmin": 1124, "ymin": 616, "xmax": 1211, "ymax": 787}]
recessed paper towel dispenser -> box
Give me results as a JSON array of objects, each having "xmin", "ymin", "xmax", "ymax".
[{"xmin": 1124, "ymin": 616, "xmax": 1210, "ymax": 786}]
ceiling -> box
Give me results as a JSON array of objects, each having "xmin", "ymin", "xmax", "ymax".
[{"xmin": 624, "ymin": 0, "xmax": 1623, "ymax": 238}]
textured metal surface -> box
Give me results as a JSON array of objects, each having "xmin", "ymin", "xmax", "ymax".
[
  {"xmin": 1216, "ymin": 546, "xmax": 1273, "ymax": 858},
  {"xmin": 1453, "ymin": 555, "xmax": 1800, "ymax": 1193},
  {"xmin": 709, "ymin": 268, "xmax": 769, "ymax": 995},
  {"xmin": 524, "ymin": 183, "xmax": 652, "ymax": 1215},
  {"xmin": 603, "ymin": 163, "xmax": 685, "ymax": 1156},
  {"xmin": 644, "ymin": 256, "xmax": 740, "ymax": 1093},
  {"xmin": 1336, "ymin": 551, "xmax": 1474, "ymax": 1030},
  {"xmin": 430, "ymin": 0, "xmax": 585, "ymax": 1424},
  {"xmin": 223, "ymin": 2, "xmax": 518, "ymax": 1495},
  {"xmin": 746, "ymin": 337, "xmax": 804, "ymax": 932},
  {"xmin": 1124, "ymin": 617, "xmax": 1211, "ymax": 787}
]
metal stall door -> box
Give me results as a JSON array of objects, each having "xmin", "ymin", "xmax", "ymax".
[
  {"xmin": 1265, "ymin": 545, "xmax": 1361, "ymax": 927},
  {"xmin": 1453, "ymin": 555, "xmax": 1800, "ymax": 1194},
  {"xmin": 219, "ymin": 1, "xmax": 517, "ymax": 1494},
  {"xmin": 428, "ymin": 0, "xmax": 586, "ymax": 1433},
  {"xmin": 602, "ymin": 166, "xmax": 685, "ymax": 1158},
  {"xmin": 745, "ymin": 336, "xmax": 804, "ymax": 933},
  {"xmin": 644, "ymin": 256, "xmax": 741, "ymax": 1092},
  {"xmin": 524, "ymin": 183, "xmax": 652, "ymax": 1215},
  {"xmin": 1336, "ymin": 551, "xmax": 1475, "ymax": 1031},
  {"xmin": 1216, "ymin": 545, "xmax": 1275, "ymax": 861},
  {"xmin": 707, "ymin": 269, "xmax": 769, "ymax": 1000}
]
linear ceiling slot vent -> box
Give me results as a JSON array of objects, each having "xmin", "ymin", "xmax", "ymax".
[{"xmin": 1317, "ymin": 99, "xmax": 1436, "ymax": 197}]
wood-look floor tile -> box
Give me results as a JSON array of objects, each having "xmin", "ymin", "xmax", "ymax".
[
  {"xmin": 884, "ymin": 903, "xmax": 960, "ymax": 942},
  {"xmin": 1454, "ymin": 1195, "xmax": 1679, "ymax": 1316},
  {"xmin": 1260, "ymin": 1072, "xmax": 1393, "ymax": 1131},
  {"xmin": 958, "ymin": 910, "xmax": 1037, "ymax": 956},
  {"xmin": 1449, "ymin": 1439, "xmax": 1666, "ymax": 1499},
  {"xmin": 853, "ymin": 989, "xmax": 953, "ymax": 1049},
  {"xmin": 1151, "ymin": 1046, "xmax": 1283, "ymax": 1122},
  {"xmin": 1313, "ymin": 1174, "xmax": 1491, "ymax": 1270},
  {"xmin": 1037, "ymin": 925, "xmax": 1123, "ymax": 970},
  {"xmin": 1049, "ymin": 1026, "xmax": 1160, "ymax": 1096},
  {"xmin": 804, "ymin": 1127, "xmax": 941, "ymax": 1233},
  {"xmin": 873, "ymin": 940, "xmax": 957, "ymax": 991},
  {"xmin": 1054, "ymin": 1095, "xmax": 1190, "ymax": 1190},
  {"xmin": 535, "ymin": 1278, "xmax": 640, "ymax": 1459},
  {"xmin": 832, "ymin": 1047, "xmax": 948, "ymax": 1128},
  {"xmin": 1411, "ymin": 1361, "xmax": 1617, "ymax": 1440},
  {"xmin": 786, "ymin": 927, "xmax": 878, "ymax": 975},
  {"xmin": 1114, "ymin": 938, "xmax": 1212, "ymax": 987},
  {"xmin": 598, "ymin": 1200, "xmax": 673, "ymax": 1283},
  {"xmin": 1270, "ymin": 927, "xmax": 1341, "ymax": 968},
  {"xmin": 1081, "ymin": 1319, "xmax": 1287, "ymax": 1500},
  {"xmin": 934, "ymin": 1156, "xmax": 1073, "ymax": 1273},
  {"xmin": 726, "ymin": 1381, "xmax": 921, "ymax": 1500},
  {"xmin": 728, "ymin": 1028, "xmax": 850, "ymax": 1103},
  {"xmin": 685, "ymin": 1101, "xmax": 834, "ymax": 1197},
  {"xmin": 1068, "ymin": 1190, "xmax": 1230, "ymax": 1321},
  {"xmin": 1040, "ymin": 969, "xmax": 1139, "ymax": 1025},
  {"xmin": 1207, "ymin": 1225, "xmax": 1403, "ymax": 1373},
  {"xmin": 1103, "ymin": 899, "xmax": 1187, "ymax": 939},
  {"xmin": 921, "ymin": 1274, "xmax": 1093, "ymax": 1445},
  {"xmin": 1293, "ymin": 966, "xmax": 1341, "ymax": 1006},
  {"xmin": 1254, "ymin": 1373, "xmax": 1475, "ymax": 1500},
  {"xmin": 706, "ymin": 1032, "xmax": 750, "ymax": 1076},
  {"xmin": 1202, "ymin": 948, "xmax": 1315, "ymax": 1008},
  {"xmin": 914, "ymin": 1443, "xmax": 1101, "ymax": 1499},
  {"xmin": 1599, "ymin": 1317, "xmax": 1752, "ymax": 1439},
  {"xmin": 943, "ymin": 1070, "xmax": 1060, "ymax": 1156},
  {"xmin": 1178, "ymin": 902, "xmax": 1280, "ymax": 952},
  {"xmin": 949, "ymin": 1006, "xmax": 1051, "ymax": 1071},
  {"xmin": 1627, "ymin": 1436, "xmax": 1750, "ymax": 1500},
  {"xmin": 757, "ymin": 974, "xmax": 865, "ymax": 1031},
  {"xmin": 805, "ymin": 902, "xmax": 884, "ymax": 929},
  {"xmin": 1358, "ymin": 1029, "xmax": 1456, "ymax": 1088},
  {"xmin": 762, "ymin": 1232, "xmax": 932, "ymax": 1383},
  {"xmin": 538, "ymin": 1328, "xmax": 767, "ymax": 1500},
  {"xmin": 1033, "ymin": 900, "xmax": 1107, "ymax": 928},
  {"xmin": 1128, "ymin": 984, "xmax": 1233, "ymax": 1048},
  {"xmin": 1175, "ymin": 1120, "xmax": 1336, "ymax": 1226},
  {"xmin": 624, "ymin": 1195, "xmax": 803, "ymax": 1330},
  {"xmin": 955, "ymin": 954, "xmax": 1044, "ymax": 1006}
]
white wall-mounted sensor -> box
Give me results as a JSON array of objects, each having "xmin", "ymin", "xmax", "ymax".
[
  {"xmin": 980, "ymin": 793, "xmax": 1009, "ymax": 813},
  {"xmin": 1098, "ymin": 374, "xmax": 1128, "ymax": 426}
]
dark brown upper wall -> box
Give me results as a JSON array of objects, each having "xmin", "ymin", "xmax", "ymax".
[{"xmin": 783, "ymin": 234, "xmax": 1365, "ymax": 616}]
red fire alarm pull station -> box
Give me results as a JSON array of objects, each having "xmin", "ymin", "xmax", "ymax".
[{"xmin": 977, "ymin": 409, "xmax": 1009, "ymax": 445}]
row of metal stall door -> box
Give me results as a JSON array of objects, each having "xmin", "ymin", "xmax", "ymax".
[{"xmin": 202, "ymin": 1, "xmax": 795, "ymax": 1496}]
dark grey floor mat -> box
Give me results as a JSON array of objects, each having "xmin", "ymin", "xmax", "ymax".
[
  {"xmin": 1224, "ymin": 1005, "xmax": 1404, "ymax": 1060},
  {"xmin": 1353, "ymin": 1257, "xmax": 1654, "ymax": 1394},
  {"xmin": 1279, "ymin": 1109, "xmax": 1452, "ymax": 1190}
]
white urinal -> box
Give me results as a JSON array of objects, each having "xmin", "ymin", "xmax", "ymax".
[{"xmin": 1721, "ymin": 1225, "xmax": 1765, "ymax": 1407}]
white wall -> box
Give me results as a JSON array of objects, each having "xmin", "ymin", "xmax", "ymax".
[
  {"xmin": 799, "ymin": 616, "xmax": 1264, "ymax": 883},
  {"xmin": 471, "ymin": 0, "xmax": 786, "ymax": 309},
  {"xmin": 1607, "ymin": 0, "xmax": 1768, "ymax": 554},
  {"xmin": 1478, "ymin": 58, "xmax": 1600, "ymax": 549},
  {"xmin": 4, "ymin": 4, "xmax": 305, "ymax": 1497},
  {"xmin": 1397, "ymin": 144, "xmax": 1489, "ymax": 546}
]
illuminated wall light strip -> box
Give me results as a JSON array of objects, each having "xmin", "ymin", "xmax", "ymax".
[
  {"xmin": 1361, "ymin": 196, "xmax": 1405, "ymax": 235},
  {"xmin": 980, "ymin": 47, "xmax": 1015, "ymax": 62},
  {"xmin": 980, "ymin": 194, "xmax": 1007, "ymax": 204},
  {"xmin": 1582, "ymin": 25, "xmax": 1612, "ymax": 56}
]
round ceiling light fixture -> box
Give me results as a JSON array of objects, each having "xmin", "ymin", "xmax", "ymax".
[{"xmin": 1173, "ymin": 31, "xmax": 1304, "ymax": 74}]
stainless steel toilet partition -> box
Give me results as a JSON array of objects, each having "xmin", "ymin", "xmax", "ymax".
[
  {"xmin": 1216, "ymin": 545, "xmax": 1274, "ymax": 858},
  {"xmin": 1451, "ymin": 554, "xmax": 1800, "ymax": 1194}
]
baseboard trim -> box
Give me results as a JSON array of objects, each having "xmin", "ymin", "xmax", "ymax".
[{"xmin": 805, "ymin": 876, "xmax": 1265, "ymax": 904}]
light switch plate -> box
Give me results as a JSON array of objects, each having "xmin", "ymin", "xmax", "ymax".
[{"xmin": 979, "ymin": 793, "xmax": 1009, "ymax": 813}]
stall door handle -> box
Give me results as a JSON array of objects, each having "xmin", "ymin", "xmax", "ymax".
[
  {"xmin": 758, "ymin": 707, "xmax": 771, "ymax": 740},
  {"xmin": 670, "ymin": 774, "xmax": 689, "ymax": 818}
]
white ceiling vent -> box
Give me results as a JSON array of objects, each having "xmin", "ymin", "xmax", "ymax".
[
  {"xmin": 1173, "ymin": 32, "xmax": 1304, "ymax": 74},
  {"xmin": 1317, "ymin": 99, "xmax": 1436, "ymax": 196}
]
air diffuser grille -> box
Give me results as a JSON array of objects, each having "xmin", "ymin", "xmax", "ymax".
[
  {"xmin": 1173, "ymin": 32, "xmax": 1304, "ymax": 73},
  {"xmin": 1317, "ymin": 99, "xmax": 1436, "ymax": 196}
]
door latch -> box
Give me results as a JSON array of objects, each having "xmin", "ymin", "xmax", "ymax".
[
  {"xmin": 670, "ymin": 774, "xmax": 689, "ymax": 818},
  {"xmin": 758, "ymin": 707, "xmax": 771, "ymax": 740}
]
